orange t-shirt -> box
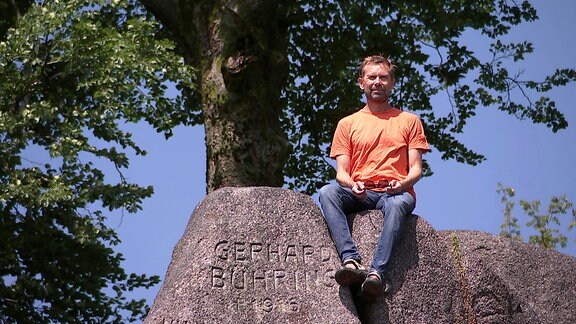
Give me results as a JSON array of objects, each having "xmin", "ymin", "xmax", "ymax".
[{"xmin": 330, "ymin": 107, "xmax": 430, "ymax": 199}]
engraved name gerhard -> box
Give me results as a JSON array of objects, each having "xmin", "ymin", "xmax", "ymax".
[
  {"xmin": 210, "ymin": 240, "xmax": 338, "ymax": 291},
  {"xmin": 214, "ymin": 240, "xmax": 335, "ymax": 263}
]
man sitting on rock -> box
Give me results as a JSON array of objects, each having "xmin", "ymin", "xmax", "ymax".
[{"xmin": 319, "ymin": 54, "xmax": 430, "ymax": 301}]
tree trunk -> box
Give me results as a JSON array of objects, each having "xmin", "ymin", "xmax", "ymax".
[{"xmin": 141, "ymin": 0, "xmax": 290, "ymax": 193}]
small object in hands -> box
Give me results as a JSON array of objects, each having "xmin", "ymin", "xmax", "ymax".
[{"xmin": 364, "ymin": 179, "xmax": 389, "ymax": 190}]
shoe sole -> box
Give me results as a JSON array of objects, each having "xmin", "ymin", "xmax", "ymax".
[
  {"xmin": 361, "ymin": 278, "xmax": 384, "ymax": 299},
  {"xmin": 335, "ymin": 268, "xmax": 367, "ymax": 286}
]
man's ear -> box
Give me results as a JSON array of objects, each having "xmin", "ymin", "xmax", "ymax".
[{"xmin": 358, "ymin": 77, "xmax": 364, "ymax": 90}]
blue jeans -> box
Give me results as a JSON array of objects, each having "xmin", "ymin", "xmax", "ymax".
[{"xmin": 318, "ymin": 183, "xmax": 415, "ymax": 277}]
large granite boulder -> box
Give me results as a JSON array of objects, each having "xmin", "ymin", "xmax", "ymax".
[
  {"xmin": 144, "ymin": 187, "xmax": 359, "ymax": 324},
  {"xmin": 440, "ymin": 230, "xmax": 576, "ymax": 324},
  {"xmin": 145, "ymin": 187, "xmax": 576, "ymax": 324}
]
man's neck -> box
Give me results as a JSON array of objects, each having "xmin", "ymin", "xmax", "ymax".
[{"xmin": 363, "ymin": 100, "xmax": 393, "ymax": 113}]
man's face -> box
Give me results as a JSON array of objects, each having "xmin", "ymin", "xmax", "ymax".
[{"xmin": 358, "ymin": 63, "xmax": 395, "ymax": 102}]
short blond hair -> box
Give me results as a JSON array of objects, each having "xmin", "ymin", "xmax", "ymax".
[{"xmin": 358, "ymin": 55, "xmax": 397, "ymax": 79}]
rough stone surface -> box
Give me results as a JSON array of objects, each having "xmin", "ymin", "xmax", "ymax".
[
  {"xmin": 348, "ymin": 211, "xmax": 463, "ymax": 324},
  {"xmin": 144, "ymin": 187, "xmax": 359, "ymax": 324},
  {"xmin": 146, "ymin": 187, "xmax": 576, "ymax": 324},
  {"xmin": 440, "ymin": 230, "xmax": 576, "ymax": 324}
]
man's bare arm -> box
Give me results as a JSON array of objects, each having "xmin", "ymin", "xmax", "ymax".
[
  {"xmin": 335, "ymin": 154, "xmax": 368, "ymax": 199},
  {"xmin": 335, "ymin": 154, "xmax": 354, "ymax": 188},
  {"xmin": 401, "ymin": 148, "xmax": 424, "ymax": 189}
]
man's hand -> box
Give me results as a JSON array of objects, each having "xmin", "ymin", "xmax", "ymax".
[
  {"xmin": 351, "ymin": 181, "xmax": 367, "ymax": 200},
  {"xmin": 385, "ymin": 179, "xmax": 403, "ymax": 194}
]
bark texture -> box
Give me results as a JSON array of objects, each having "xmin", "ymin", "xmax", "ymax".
[{"xmin": 142, "ymin": 0, "xmax": 290, "ymax": 193}]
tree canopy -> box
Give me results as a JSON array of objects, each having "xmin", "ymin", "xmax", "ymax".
[
  {"xmin": 0, "ymin": 0, "xmax": 194, "ymax": 322},
  {"xmin": 140, "ymin": 0, "xmax": 575, "ymax": 193}
]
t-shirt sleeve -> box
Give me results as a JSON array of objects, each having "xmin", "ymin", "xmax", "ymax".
[
  {"xmin": 408, "ymin": 116, "xmax": 430, "ymax": 152},
  {"xmin": 329, "ymin": 119, "xmax": 351, "ymax": 158}
]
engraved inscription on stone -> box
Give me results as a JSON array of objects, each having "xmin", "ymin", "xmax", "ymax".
[
  {"xmin": 210, "ymin": 240, "xmax": 337, "ymax": 293},
  {"xmin": 229, "ymin": 296, "xmax": 301, "ymax": 314}
]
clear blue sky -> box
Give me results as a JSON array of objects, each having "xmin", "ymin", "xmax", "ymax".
[{"xmin": 109, "ymin": 0, "xmax": 576, "ymax": 310}]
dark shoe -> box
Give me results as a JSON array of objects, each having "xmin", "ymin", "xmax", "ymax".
[
  {"xmin": 335, "ymin": 259, "xmax": 368, "ymax": 286},
  {"xmin": 361, "ymin": 271, "xmax": 390, "ymax": 301}
]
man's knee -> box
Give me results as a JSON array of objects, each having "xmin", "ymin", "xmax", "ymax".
[
  {"xmin": 319, "ymin": 183, "xmax": 338, "ymax": 200},
  {"xmin": 383, "ymin": 194, "xmax": 414, "ymax": 215}
]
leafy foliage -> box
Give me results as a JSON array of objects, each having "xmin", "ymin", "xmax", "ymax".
[
  {"xmin": 281, "ymin": 0, "xmax": 576, "ymax": 194},
  {"xmin": 0, "ymin": 0, "xmax": 35, "ymax": 40},
  {"xmin": 498, "ymin": 183, "xmax": 576, "ymax": 250},
  {"xmin": 497, "ymin": 184, "xmax": 522, "ymax": 241},
  {"xmin": 0, "ymin": 0, "xmax": 195, "ymax": 322}
]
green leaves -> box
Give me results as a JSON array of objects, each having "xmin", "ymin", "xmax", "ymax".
[
  {"xmin": 0, "ymin": 0, "xmax": 193, "ymax": 322},
  {"xmin": 497, "ymin": 183, "xmax": 522, "ymax": 241},
  {"xmin": 498, "ymin": 183, "xmax": 576, "ymax": 250}
]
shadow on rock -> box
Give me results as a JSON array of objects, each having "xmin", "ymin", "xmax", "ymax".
[{"xmin": 346, "ymin": 212, "xmax": 461, "ymax": 324}]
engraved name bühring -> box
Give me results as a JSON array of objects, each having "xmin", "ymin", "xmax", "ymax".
[{"xmin": 211, "ymin": 240, "xmax": 336, "ymax": 291}]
